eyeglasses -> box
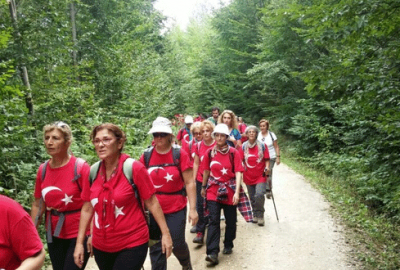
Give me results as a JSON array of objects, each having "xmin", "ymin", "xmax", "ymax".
[
  {"xmin": 193, "ymin": 132, "xmax": 201, "ymax": 136},
  {"xmin": 93, "ymin": 138, "xmax": 113, "ymax": 146},
  {"xmin": 153, "ymin": 133, "xmax": 169, "ymax": 138}
]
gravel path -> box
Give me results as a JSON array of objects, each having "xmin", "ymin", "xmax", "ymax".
[{"xmin": 77, "ymin": 163, "xmax": 355, "ymax": 270}]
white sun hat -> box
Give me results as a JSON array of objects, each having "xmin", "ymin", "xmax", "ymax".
[
  {"xmin": 184, "ymin": 115, "xmax": 194, "ymax": 124},
  {"xmin": 212, "ymin": 123, "xmax": 230, "ymax": 137},
  {"xmin": 148, "ymin": 117, "xmax": 173, "ymax": 134}
]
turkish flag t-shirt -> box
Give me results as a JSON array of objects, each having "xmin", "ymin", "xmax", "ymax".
[
  {"xmin": 34, "ymin": 156, "xmax": 90, "ymax": 239},
  {"xmin": 82, "ymin": 154, "xmax": 155, "ymax": 253},
  {"xmin": 139, "ymin": 147, "xmax": 191, "ymax": 214},
  {"xmin": 176, "ymin": 128, "xmax": 191, "ymax": 150},
  {"xmin": 202, "ymin": 147, "xmax": 244, "ymax": 205},
  {"xmin": 239, "ymin": 144, "xmax": 270, "ymax": 185},
  {"xmin": 0, "ymin": 195, "xmax": 43, "ymax": 270},
  {"xmin": 194, "ymin": 140, "xmax": 216, "ymax": 182}
]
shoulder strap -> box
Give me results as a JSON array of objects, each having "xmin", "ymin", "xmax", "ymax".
[
  {"xmin": 172, "ymin": 146, "xmax": 181, "ymax": 167},
  {"xmin": 72, "ymin": 158, "xmax": 85, "ymax": 191},
  {"xmin": 122, "ymin": 158, "xmax": 140, "ymax": 202},
  {"xmin": 89, "ymin": 161, "xmax": 101, "ymax": 185},
  {"xmin": 269, "ymin": 131, "xmax": 275, "ymax": 142},
  {"xmin": 41, "ymin": 160, "xmax": 50, "ymax": 182},
  {"xmin": 229, "ymin": 149, "xmax": 235, "ymax": 173},
  {"xmin": 144, "ymin": 146, "xmax": 154, "ymax": 168}
]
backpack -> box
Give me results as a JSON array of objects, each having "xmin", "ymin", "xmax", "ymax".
[
  {"xmin": 143, "ymin": 146, "xmax": 186, "ymax": 196},
  {"xmin": 242, "ymin": 141, "xmax": 266, "ymax": 152}
]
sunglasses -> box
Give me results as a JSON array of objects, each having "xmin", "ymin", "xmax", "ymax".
[
  {"xmin": 153, "ymin": 133, "xmax": 169, "ymax": 138},
  {"xmin": 193, "ymin": 132, "xmax": 201, "ymax": 136}
]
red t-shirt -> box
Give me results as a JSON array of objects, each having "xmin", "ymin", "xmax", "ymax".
[
  {"xmin": 203, "ymin": 147, "xmax": 244, "ymax": 205},
  {"xmin": 176, "ymin": 128, "xmax": 191, "ymax": 150},
  {"xmin": 139, "ymin": 147, "xmax": 191, "ymax": 214},
  {"xmin": 239, "ymin": 144, "xmax": 270, "ymax": 185},
  {"xmin": 81, "ymin": 154, "xmax": 155, "ymax": 253},
  {"xmin": 0, "ymin": 195, "xmax": 43, "ymax": 270},
  {"xmin": 182, "ymin": 139, "xmax": 196, "ymax": 166},
  {"xmin": 34, "ymin": 156, "xmax": 90, "ymax": 239},
  {"xmin": 194, "ymin": 140, "xmax": 216, "ymax": 182},
  {"xmin": 238, "ymin": 123, "xmax": 248, "ymax": 143}
]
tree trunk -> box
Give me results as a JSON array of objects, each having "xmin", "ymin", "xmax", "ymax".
[
  {"xmin": 8, "ymin": 0, "xmax": 34, "ymax": 118},
  {"xmin": 70, "ymin": 1, "xmax": 78, "ymax": 67}
]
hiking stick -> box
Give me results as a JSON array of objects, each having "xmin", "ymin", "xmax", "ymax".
[{"xmin": 270, "ymin": 190, "xmax": 279, "ymax": 222}]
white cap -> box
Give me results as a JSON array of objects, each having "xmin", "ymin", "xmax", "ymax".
[
  {"xmin": 184, "ymin": 115, "xmax": 194, "ymax": 124},
  {"xmin": 148, "ymin": 117, "xmax": 173, "ymax": 134},
  {"xmin": 212, "ymin": 124, "xmax": 230, "ymax": 137}
]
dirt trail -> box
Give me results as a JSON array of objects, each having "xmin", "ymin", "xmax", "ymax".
[{"xmin": 82, "ymin": 163, "xmax": 354, "ymax": 270}]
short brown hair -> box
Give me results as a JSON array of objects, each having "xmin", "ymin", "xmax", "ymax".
[
  {"xmin": 90, "ymin": 123, "xmax": 126, "ymax": 152},
  {"xmin": 258, "ymin": 119, "xmax": 270, "ymax": 130},
  {"xmin": 200, "ymin": 120, "xmax": 215, "ymax": 133}
]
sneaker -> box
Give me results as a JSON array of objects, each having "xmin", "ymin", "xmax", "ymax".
[
  {"xmin": 222, "ymin": 247, "xmax": 233, "ymax": 254},
  {"xmin": 252, "ymin": 216, "xmax": 258, "ymax": 223},
  {"xmin": 205, "ymin": 254, "xmax": 219, "ymax": 265},
  {"xmin": 193, "ymin": 232, "xmax": 204, "ymax": 244},
  {"xmin": 190, "ymin": 226, "xmax": 197, "ymax": 234},
  {"xmin": 266, "ymin": 190, "xmax": 272, "ymax": 199},
  {"xmin": 182, "ymin": 262, "xmax": 193, "ymax": 270},
  {"xmin": 258, "ymin": 217, "xmax": 265, "ymax": 226}
]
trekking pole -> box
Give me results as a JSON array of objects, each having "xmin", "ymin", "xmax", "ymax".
[{"xmin": 270, "ymin": 190, "xmax": 279, "ymax": 222}]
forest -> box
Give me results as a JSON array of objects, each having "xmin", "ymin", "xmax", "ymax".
[{"xmin": 1, "ymin": 0, "xmax": 399, "ymax": 268}]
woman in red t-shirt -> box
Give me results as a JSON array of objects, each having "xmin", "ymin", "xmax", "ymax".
[
  {"xmin": 140, "ymin": 117, "xmax": 198, "ymax": 270},
  {"xmin": 218, "ymin": 110, "xmax": 242, "ymax": 148},
  {"xmin": 30, "ymin": 121, "xmax": 91, "ymax": 270},
  {"xmin": 200, "ymin": 124, "xmax": 244, "ymax": 265},
  {"xmin": 240, "ymin": 126, "xmax": 270, "ymax": 226},
  {"xmin": 0, "ymin": 195, "xmax": 45, "ymax": 270},
  {"xmin": 192, "ymin": 120, "xmax": 216, "ymax": 244},
  {"xmin": 73, "ymin": 123, "xmax": 172, "ymax": 270}
]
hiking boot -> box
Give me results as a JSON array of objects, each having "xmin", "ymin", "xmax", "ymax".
[
  {"xmin": 252, "ymin": 216, "xmax": 258, "ymax": 223},
  {"xmin": 222, "ymin": 247, "xmax": 233, "ymax": 254},
  {"xmin": 193, "ymin": 232, "xmax": 204, "ymax": 244},
  {"xmin": 205, "ymin": 254, "xmax": 219, "ymax": 265},
  {"xmin": 266, "ymin": 190, "xmax": 272, "ymax": 199},
  {"xmin": 258, "ymin": 217, "xmax": 265, "ymax": 226},
  {"xmin": 190, "ymin": 226, "xmax": 197, "ymax": 234},
  {"xmin": 182, "ymin": 262, "xmax": 193, "ymax": 270}
]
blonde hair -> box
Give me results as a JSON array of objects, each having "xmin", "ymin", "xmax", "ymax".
[
  {"xmin": 190, "ymin": 122, "xmax": 202, "ymax": 133},
  {"xmin": 218, "ymin": 110, "xmax": 238, "ymax": 130},
  {"xmin": 200, "ymin": 120, "xmax": 215, "ymax": 133},
  {"xmin": 43, "ymin": 121, "xmax": 73, "ymax": 144}
]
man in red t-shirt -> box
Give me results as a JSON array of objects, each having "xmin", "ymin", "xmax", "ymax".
[
  {"xmin": 0, "ymin": 195, "xmax": 45, "ymax": 270},
  {"xmin": 176, "ymin": 115, "xmax": 193, "ymax": 148},
  {"xmin": 238, "ymin": 117, "xmax": 248, "ymax": 143}
]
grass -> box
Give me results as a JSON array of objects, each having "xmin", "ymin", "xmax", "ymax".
[{"xmin": 281, "ymin": 148, "xmax": 400, "ymax": 270}]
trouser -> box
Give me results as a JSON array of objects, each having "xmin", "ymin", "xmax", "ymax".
[
  {"xmin": 246, "ymin": 182, "xmax": 267, "ymax": 218},
  {"xmin": 267, "ymin": 158, "xmax": 276, "ymax": 190},
  {"xmin": 47, "ymin": 236, "xmax": 89, "ymax": 270},
  {"xmin": 150, "ymin": 207, "xmax": 191, "ymax": 270},
  {"xmin": 206, "ymin": 201, "xmax": 237, "ymax": 256},
  {"xmin": 93, "ymin": 242, "xmax": 148, "ymax": 270},
  {"xmin": 196, "ymin": 181, "xmax": 208, "ymax": 233}
]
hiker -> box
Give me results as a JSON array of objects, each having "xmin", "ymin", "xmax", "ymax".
[
  {"xmin": 207, "ymin": 107, "xmax": 220, "ymax": 125},
  {"xmin": 257, "ymin": 119, "xmax": 280, "ymax": 198},
  {"xmin": 218, "ymin": 110, "xmax": 242, "ymax": 148},
  {"xmin": 192, "ymin": 120, "xmax": 216, "ymax": 244},
  {"xmin": 140, "ymin": 117, "xmax": 198, "ymax": 270},
  {"xmin": 1, "ymin": 195, "xmax": 45, "ymax": 270},
  {"xmin": 73, "ymin": 123, "xmax": 172, "ymax": 270},
  {"xmin": 176, "ymin": 115, "xmax": 193, "ymax": 147},
  {"xmin": 240, "ymin": 126, "xmax": 270, "ymax": 226},
  {"xmin": 238, "ymin": 116, "xmax": 248, "ymax": 143},
  {"xmin": 201, "ymin": 124, "xmax": 252, "ymax": 266},
  {"xmin": 183, "ymin": 121, "xmax": 202, "ymax": 165},
  {"xmin": 30, "ymin": 121, "xmax": 91, "ymax": 270}
]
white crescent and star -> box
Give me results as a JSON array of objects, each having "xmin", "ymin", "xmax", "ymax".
[
  {"xmin": 164, "ymin": 173, "xmax": 174, "ymax": 182},
  {"xmin": 246, "ymin": 154, "xmax": 257, "ymax": 169},
  {"xmin": 210, "ymin": 161, "xmax": 222, "ymax": 179},
  {"xmin": 92, "ymin": 198, "xmax": 125, "ymax": 229},
  {"xmin": 41, "ymin": 186, "xmax": 62, "ymax": 201},
  {"xmin": 61, "ymin": 194, "xmax": 73, "ymax": 205},
  {"xmin": 183, "ymin": 134, "xmax": 190, "ymax": 143},
  {"xmin": 148, "ymin": 166, "xmax": 165, "ymax": 174}
]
